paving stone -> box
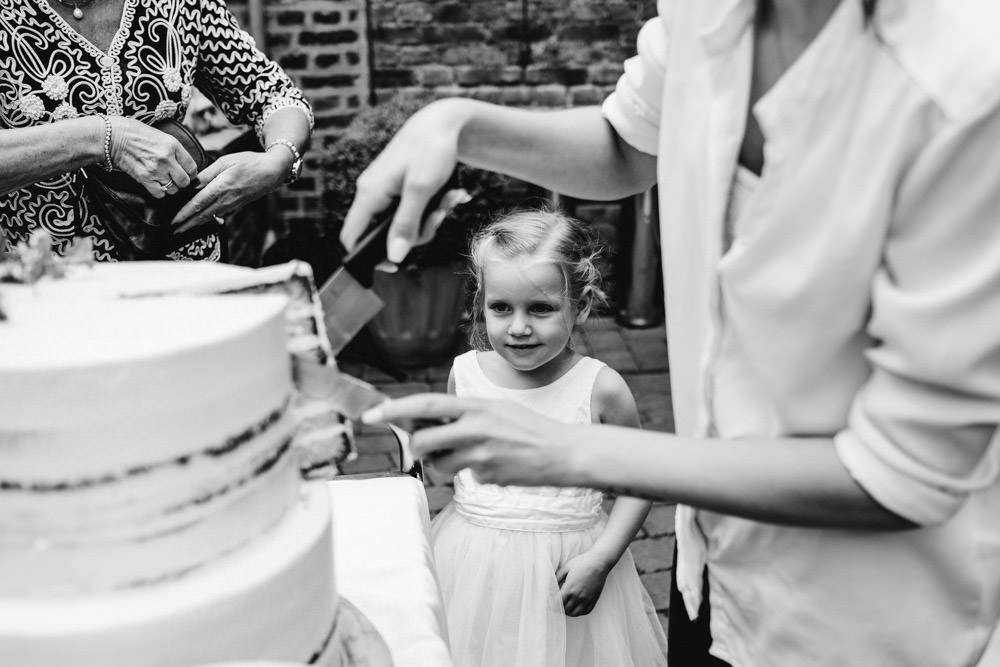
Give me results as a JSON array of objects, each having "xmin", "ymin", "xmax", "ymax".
[
  {"xmin": 641, "ymin": 570, "xmax": 673, "ymax": 612},
  {"xmin": 630, "ymin": 535, "xmax": 675, "ymax": 575},
  {"xmin": 643, "ymin": 503, "xmax": 677, "ymax": 537},
  {"xmin": 593, "ymin": 346, "xmax": 639, "ymax": 373}
]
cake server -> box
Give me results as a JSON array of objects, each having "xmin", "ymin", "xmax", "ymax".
[
  {"xmin": 293, "ymin": 356, "xmax": 390, "ymax": 420},
  {"xmin": 292, "ymin": 356, "xmax": 419, "ymax": 474},
  {"xmin": 318, "ymin": 174, "xmax": 467, "ymax": 356}
]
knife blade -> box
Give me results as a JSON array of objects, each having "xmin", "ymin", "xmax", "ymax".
[
  {"xmin": 319, "ymin": 172, "xmax": 465, "ymax": 356},
  {"xmin": 293, "ymin": 356, "xmax": 389, "ymax": 421},
  {"xmin": 292, "ymin": 356, "xmax": 420, "ymax": 474}
]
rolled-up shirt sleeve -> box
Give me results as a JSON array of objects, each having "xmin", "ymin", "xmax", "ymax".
[
  {"xmin": 194, "ymin": 0, "xmax": 313, "ymax": 143},
  {"xmin": 600, "ymin": 2, "xmax": 673, "ymax": 156},
  {"xmin": 835, "ymin": 103, "xmax": 1000, "ymax": 526}
]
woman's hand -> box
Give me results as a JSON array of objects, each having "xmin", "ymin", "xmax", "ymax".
[
  {"xmin": 170, "ymin": 150, "xmax": 288, "ymax": 232},
  {"xmin": 107, "ymin": 117, "xmax": 199, "ymax": 198},
  {"xmin": 557, "ymin": 550, "xmax": 613, "ymax": 617},
  {"xmin": 340, "ymin": 100, "xmax": 466, "ymax": 263},
  {"xmin": 362, "ymin": 393, "xmax": 587, "ymax": 486}
]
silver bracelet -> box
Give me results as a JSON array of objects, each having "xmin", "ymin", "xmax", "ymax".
[
  {"xmin": 97, "ymin": 114, "xmax": 114, "ymax": 171},
  {"xmin": 265, "ymin": 138, "xmax": 303, "ymax": 184},
  {"xmin": 265, "ymin": 138, "xmax": 301, "ymax": 164}
]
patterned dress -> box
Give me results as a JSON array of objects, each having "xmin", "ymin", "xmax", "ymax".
[{"xmin": 0, "ymin": 0, "xmax": 313, "ymax": 261}]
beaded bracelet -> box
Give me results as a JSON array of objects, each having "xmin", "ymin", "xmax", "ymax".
[
  {"xmin": 265, "ymin": 138, "xmax": 301, "ymax": 164},
  {"xmin": 97, "ymin": 113, "xmax": 114, "ymax": 172},
  {"xmin": 265, "ymin": 138, "xmax": 303, "ymax": 184}
]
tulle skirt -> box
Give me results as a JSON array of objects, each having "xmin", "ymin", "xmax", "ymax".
[{"xmin": 431, "ymin": 503, "xmax": 669, "ymax": 667}]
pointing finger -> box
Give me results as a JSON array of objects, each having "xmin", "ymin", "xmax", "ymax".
[{"xmin": 360, "ymin": 393, "xmax": 471, "ymax": 426}]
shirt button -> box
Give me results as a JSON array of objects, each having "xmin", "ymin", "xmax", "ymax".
[{"xmin": 100, "ymin": 55, "xmax": 115, "ymax": 68}]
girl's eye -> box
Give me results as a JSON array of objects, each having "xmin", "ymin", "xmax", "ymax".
[
  {"xmin": 530, "ymin": 304, "xmax": 556, "ymax": 315},
  {"xmin": 489, "ymin": 303, "xmax": 511, "ymax": 314}
]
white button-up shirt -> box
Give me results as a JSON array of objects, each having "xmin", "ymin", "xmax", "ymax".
[{"xmin": 603, "ymin": 0, "xmax": 1000, "ymax": 664}]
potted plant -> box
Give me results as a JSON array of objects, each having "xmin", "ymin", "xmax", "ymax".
[{"xmin": 322, "ymin": 97, "xmax": 526, "ymax": 370}]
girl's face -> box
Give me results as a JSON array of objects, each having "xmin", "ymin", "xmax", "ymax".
[{"xmin": 482, "ymin": 253, "xmax": 582, "ymax": 376}]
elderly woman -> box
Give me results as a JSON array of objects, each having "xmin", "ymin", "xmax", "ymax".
[{"xmin": 0, "ymin": 0, "xmax": 312, "ymax": 261}]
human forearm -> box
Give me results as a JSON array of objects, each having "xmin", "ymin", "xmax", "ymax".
[
  {"xmin": 261, "ymin": 107, "xmax": 310, "ymax": 155},
  {"xmin": 588, "ymin": 497, "xmax": 651, "ymax": 568},
  {"xmin": 448, "ymin": 99, "xmax": 657, "ymax": 200},
  {"xmin": 259, "ymin": 107, "xmax": 311, "ymax": 182},
  {"xmin": 0, "ymin": 117, "xmax": 105, "ymax": 196},
  {"xmin": 571, "ymin": 425, "xmax": 914, "ymax": 530}
]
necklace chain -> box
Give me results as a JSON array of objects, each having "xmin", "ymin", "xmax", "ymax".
[{"xmin": 54, "ymin": 0, "xmax": 96, "ymax": 21}]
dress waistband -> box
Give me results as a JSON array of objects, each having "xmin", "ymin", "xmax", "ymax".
[{"xmin": 453, "ymin": 496, "xmax": 602, "ymax": 532}]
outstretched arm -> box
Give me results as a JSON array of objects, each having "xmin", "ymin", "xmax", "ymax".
[
  {"xmin": 362, "ymin": 395, "xmax": 914, "ymax": 531},
  {"xmin": 341, "ymin": 99, "xmax": 657, "ymax": 263}
]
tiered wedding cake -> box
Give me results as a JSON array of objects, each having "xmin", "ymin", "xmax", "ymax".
[{"xmin": 0, "ymin": 261, "xmax": 345, "ymax": 666}]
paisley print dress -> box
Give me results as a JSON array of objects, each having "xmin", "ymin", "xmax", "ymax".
[{"xmin": 0, "ymin": 0, "xmax": 312, "ymax": 261}]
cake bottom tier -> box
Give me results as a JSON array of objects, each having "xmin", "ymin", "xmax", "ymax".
[{"xmin": 0, "ymin": 482, "xmax": 339, "ymax": 667}]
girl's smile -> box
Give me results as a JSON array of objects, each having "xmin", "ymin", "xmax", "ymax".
[{"xmin": 482, "ymin": 254, "xmax": 583, "ymax": 383}]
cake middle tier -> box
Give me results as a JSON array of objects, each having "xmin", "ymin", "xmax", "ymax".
[{"xmin": 0, "ymin": 294, "xmax": 299, "ymax": 595}]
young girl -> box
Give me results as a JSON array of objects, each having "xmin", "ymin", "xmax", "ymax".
[{"xmin": 431, "ymin": 209, "xmax": 668, "ymax": 667}]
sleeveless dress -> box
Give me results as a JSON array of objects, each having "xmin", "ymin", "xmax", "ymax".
[{"xmin": 431, "ymin": 350, "xmax": 669, "ymax": 667}]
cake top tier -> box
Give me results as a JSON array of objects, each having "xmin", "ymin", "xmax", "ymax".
[{"xmin": 0, "ymin": 289, "xmax": 287, "ymax": 370}]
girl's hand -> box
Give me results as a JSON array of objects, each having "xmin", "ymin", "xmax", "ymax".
[
  {"xmin": 340, "ymin": 99, "xmax": 465, "ymax": 263},
  {"xmin": 361, "ymin": 393, "xmax": 588, "ymax": 487},
  {"xmin": 556, "ymin": 550, "xmax": 613, "ymax": 617},
  {"xmin": 170, "ymin": 150, "xmax": 288, "ymax": 232},
  {"xmin": 107, "ymin": 117, "xmax": 199, "ymax": 198}
]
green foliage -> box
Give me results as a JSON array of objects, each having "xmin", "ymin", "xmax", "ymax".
[{"xmin": 322, "ymin": 97, "xmax": 527, "ymax": 268}]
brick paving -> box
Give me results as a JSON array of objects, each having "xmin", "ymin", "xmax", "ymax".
[{"xmin": 340, "ymin": 317, "xmax": 676, "ymax": 634}]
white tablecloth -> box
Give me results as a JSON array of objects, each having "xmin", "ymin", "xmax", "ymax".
[{"xmin": 328, "ymin": 477, "xmax": 452, "ymax": 667}]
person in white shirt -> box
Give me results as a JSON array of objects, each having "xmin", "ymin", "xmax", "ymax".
[{"xmin": 345, "ymin": 1, "xmax": 1000, "ymax": 665}]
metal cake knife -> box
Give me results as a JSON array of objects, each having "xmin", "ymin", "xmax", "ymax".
[{"xmin": 318, "ymin": 173, "xmax": 467, "ymax": 356}]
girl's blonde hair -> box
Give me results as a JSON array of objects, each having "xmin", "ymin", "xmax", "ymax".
[{"xmin": 467, "ymin": 207, "xmax": 608, "ymax": 351}]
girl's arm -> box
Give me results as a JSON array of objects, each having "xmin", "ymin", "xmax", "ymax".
[
  {"xmin": 584, "ymin": 367, "xmax": 652, "ymax": 570},
  {"xmin": 557, "ymin": 367, "xmax": 650, "ymax": 617}
]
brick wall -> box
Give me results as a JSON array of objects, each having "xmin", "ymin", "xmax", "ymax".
[
  {"xmin": 220, "ymin": 0, "xmax": 368, "ymax": 227},
  {"xmin": 370, "ymin": 0, "xmax": 656, "ymax": 106}
]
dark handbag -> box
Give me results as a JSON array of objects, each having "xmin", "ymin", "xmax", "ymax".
[{"xmin": 81, "ymin": 118, "xmax": 224, "ymax": 260}]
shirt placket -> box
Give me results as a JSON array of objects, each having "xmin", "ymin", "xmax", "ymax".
[{"xmin": 697, "ymin": 23, "xmax": 754, "ymax": 441}]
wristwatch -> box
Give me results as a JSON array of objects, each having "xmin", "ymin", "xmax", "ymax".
[{"xmin": 266, "ymin": 139, "xmax": 303, "ymax": 184}]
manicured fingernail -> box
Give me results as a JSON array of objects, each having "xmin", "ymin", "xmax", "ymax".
[
  {"xmin": 360, "ymin": 407, "xmax": 383, "ymax": 424},
  {"xmin": 387, "ymin": 237, "xmax": 410, "ymax": 264}
]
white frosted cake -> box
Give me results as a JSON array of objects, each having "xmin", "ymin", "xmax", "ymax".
[{"xmin": 0, "ymin": 262, "xmax": 345, "ymax": 666}]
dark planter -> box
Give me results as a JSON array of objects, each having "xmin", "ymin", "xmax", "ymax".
[{"xmin": 367, "ymin": 261, "xmax": 469, "ymax": 369}]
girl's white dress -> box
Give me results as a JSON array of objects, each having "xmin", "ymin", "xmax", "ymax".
[{"xmin": 432, "ymin": 350, "xmax": 669, "ymax": 667}]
